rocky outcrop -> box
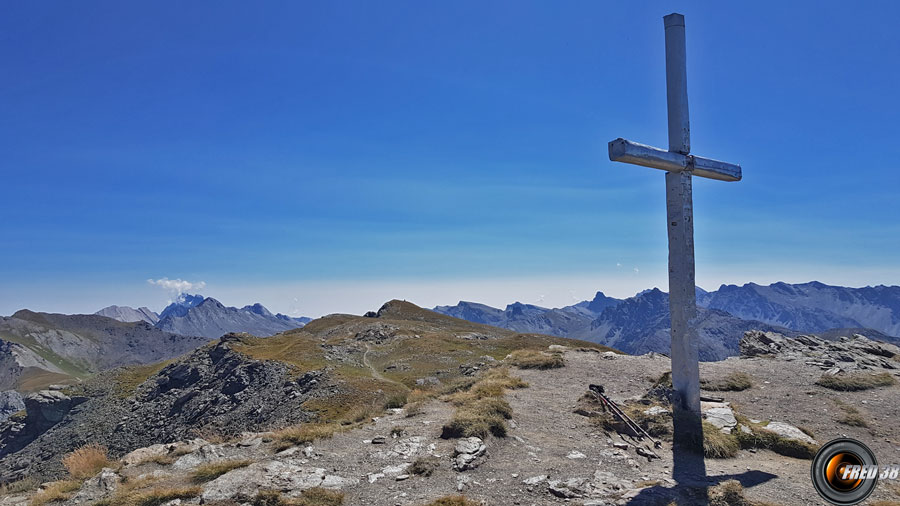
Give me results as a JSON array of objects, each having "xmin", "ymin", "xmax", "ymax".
[
  {"xmin": 201, "ymin": 461, "xmax": 357, "ymax": 502},
  {"xmin": 23, "ymin": 391, "xmax": 74, "ymax": 432},
  {"xmin": 0, "ymin": 338, "xmax": 324, "ymax": 482},
  {"xmin": 740, "ymin": 330, "xmax": 900, "ymax": 371},
  {"xmin": 0, "ymin": 392, "xmax": 24, "ymax": 423}
]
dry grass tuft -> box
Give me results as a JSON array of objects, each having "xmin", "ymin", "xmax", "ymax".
[
  {"xmin": 103, "ymin": 486, "xmax": 203, "ymax": 506},
  {"xmin": 0, "ymin": 476, "xmax": 39, "ymax": 495},
  {"xmin": 190, "ymin": 460, "xmax": 252, "ymax": 483},
  {"xmin": 410, "ymin": 456, "xmax": 441, "ymax": 477},
  {"xmin": 733, "ymin": 416, "xmax": 819, "ymax": 460},
  {"xmin": 835, "ymin": 403, "xmax": 869, "ymax": 427},
  {"xmin": 703, "ymin": 422, "xmax": 740, "ymax": 458},
  {"xmin": 272, "ymin": 423, "xmax": 339, "ymax": 449},
  {"xmin": 816, "ymin": 372, "xmax": 896, "ymax": 391},
  {"xmin": 506, "ymin": 349, "xmax": 565, "ymax": 369},
  {"xmin": 425, "ymin": 496, "xmax": 480, "ymax": 506},
  {"xmin": 441, "ymin": 368, "xmax": 525, "ymax": 439},
  {"xmin": 62, "ymin": 443, "xmax": 111, "ymax": 480},
  {"xmin": 28, "ymin": 480, "xmax": 82, "ymax": 506},
  {"xmin": 702, "ymin": 372, "xmax": 753, "ymax": 392},
  {"xmin": 252, "ymin": 488, "xmax": 344, "ymax": 506},
  {"xmin": 382, "ymin": 393, "xmax": 407, "ymax": 409},
  {"xmin": 708, "ymin": 480, "xmax": 750, "ymax": 506}
]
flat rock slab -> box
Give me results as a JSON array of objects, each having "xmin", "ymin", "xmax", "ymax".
[
  {"xmin": 201, "ymin": 461, "xmax": 358, "ymax": 502},
  {"xmin": 701, "ymin": 402, "xmax": 737, "ymax": 434},
  {"xmin": 764, "ymin": 422, "xmax": 817, "ymax": 445}
]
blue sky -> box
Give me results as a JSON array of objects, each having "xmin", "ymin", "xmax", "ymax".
[{"xmin": 2, "ymin": 1, "xmax": 899, "ymax": 317}]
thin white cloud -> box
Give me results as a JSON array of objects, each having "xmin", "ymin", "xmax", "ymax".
[{"xmin": 147, "ymin": 277, "xmax": 206, "ymax": 295}]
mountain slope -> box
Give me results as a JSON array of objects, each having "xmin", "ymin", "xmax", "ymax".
[
  {"xmin": 154, "ymin": 297, "xmax": 306, "ymax": 339},
  {"xmin": 699, "ymin": 281, "xmax": 900, "ymax": 336},
  {"xmin": 0, "ymin": 300, "xmax": 613, "ymax": 481},
  {"xmin": 0, "ymin": 311, "xmax": 209, "ymax": 391},
  {"xmin": 587, "ymin": 289, "xmax": 793, "ymax": 360},
  {"xmin": 95, "ymin": 305, "xmax": 159, "ymax": 325}
]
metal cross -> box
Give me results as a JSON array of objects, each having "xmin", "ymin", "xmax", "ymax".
[{"xmin": 608, "ymin": 13, "xmax": 742, "ymax": 451}]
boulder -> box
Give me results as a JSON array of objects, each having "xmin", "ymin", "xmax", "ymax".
[
  {"xmin": 23, "ymin": 390, "xmax": 72, "ymax": 432},
  {"xmin": 453, "ymin": 437, "xmax": 487, "ymax": 471},
  {"xmin": 70, "ymin": 468, "xmax": 121, "ymax": 504}
]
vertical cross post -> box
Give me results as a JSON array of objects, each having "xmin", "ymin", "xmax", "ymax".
[
  {"xmin": 608, "ymin": 12, "xmax": 742, "ymax": 456},
  {"xmin": 663, "ymin": 13, "xmax": 702, "ymax": 451}
]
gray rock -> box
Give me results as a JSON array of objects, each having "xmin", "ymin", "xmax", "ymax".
[
  {"xmin": 0, "ymin": 391, "xmax": 24, "ymax": 423},
  {"xmin": 523, "ymin": 474, "xmax": 548, "ymax": 486},
  {"xmin": 764, "ymin": 421, "xmax": 817, "ymax": 445},
  {"xmin": 453, "ymin": 437, "xmax": 487, "ymax": 471},
  {"xmin": 24, "ymin": 391, "xmax": 72, "ymax": 431},
  {"xmin": 701, "ymin": 402, "xmax": 737, "ymax": 434},
  {"xmin": 548, "ymin": 477, "xmax": 588, "ymax": 498},
  {"xmin": 201, "ymin": 461, "xmax": 357, "ymax": 502},
  {"xmin": 70, "ymin": 468, "xmax": 121, "ymax": 504}
]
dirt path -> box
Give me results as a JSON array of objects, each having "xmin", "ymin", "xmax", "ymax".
[{"xmin": 363, "ymin": 344, "xmax": 404, "ymax": 387}]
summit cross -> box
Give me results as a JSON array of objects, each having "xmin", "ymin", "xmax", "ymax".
[{"xmin": 608, "ymin": 13, "xmax": 742, "ymax": 451}]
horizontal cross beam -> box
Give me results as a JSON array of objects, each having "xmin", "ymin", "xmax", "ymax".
[{"xmin": 608, "ymin": 138, "xmax": 742, "ymax": 182}]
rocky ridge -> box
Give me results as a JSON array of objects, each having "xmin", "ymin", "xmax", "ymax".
[{"xmin": 2, "ymin": 326, "xmax": 899, "ymax": 505}]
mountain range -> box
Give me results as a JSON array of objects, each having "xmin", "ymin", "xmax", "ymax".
[
  {"xmin": 96, "ymin": 294, "xmax": 312, "ymax": 340},
  {"xmin": 433, "ymin": 281, "xmax": 900, "ymax": 360},
  {"xmin": 0, "ymin": 310, "xmax": 209, "ymax": 392},
  {"xmin": 0, "ymin": 296, "xmax": 311, "ymax": 396}
]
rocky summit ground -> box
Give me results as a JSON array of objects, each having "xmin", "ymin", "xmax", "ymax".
[{"xmin": 2, "ymin": 304, "xmax": 900, "ymax": 505}]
